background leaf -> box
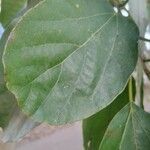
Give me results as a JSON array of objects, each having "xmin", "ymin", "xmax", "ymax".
[
  {"xmin": 99, "ymin": 103, "xmax": 150, "ymax": 150},
  {"xmin": 0, "ymin": 19, "xmax": 38, "ymax": 142},
  {"xmin": 3, "ymin": 0, "xmax": 139, "ymax": 125},
  {"xmin": 0, "ymin": 0, "xmax": 27, "ymax": 27},
  {"xmin": 0, "ymin": 20, "xmax": 17, "ymax": 129},
  {"xmin": 83, "ymin": 79, "xmax": 136, "ymax": 150}
]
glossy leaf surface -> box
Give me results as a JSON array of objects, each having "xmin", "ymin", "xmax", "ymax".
[{"xmin": 3, "ymin": 0, "xmax": 139, "ymax": 124}]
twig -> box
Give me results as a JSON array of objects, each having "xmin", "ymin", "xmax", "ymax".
[{"xmin": 139, "ymin": 36, "xmax": 150, "ymax": 42}]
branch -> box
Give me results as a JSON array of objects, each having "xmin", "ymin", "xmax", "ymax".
[{"xmin": 139, "ymin": 36, "xmax": 150, "ymax": 42}]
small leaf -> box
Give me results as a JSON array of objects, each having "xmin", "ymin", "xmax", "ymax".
[
  {"xmin": 3, "ymin": 0, "xmax": 139, "ymax": 125},
  {"xmin": 0, "ymin": 0, "xmax": 27, "ymax": 27},
  {"xmin": 99, "ymin": 103, "xmax": 150, "ymax": 150},
  {"xmin": 83, "ymin": 79, "xmax": 136, "ymax": 150}
]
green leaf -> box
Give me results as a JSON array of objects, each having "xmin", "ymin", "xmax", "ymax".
[
  {"xmin": 0, "ymin": 91, "xmax": 16, "ymax": 129},
  {"xmin": 0, "ymin": 20, "xmax": 38, "ymax": 142},
  {"xmin": 83, "ymin": 79, "xmax": 136, "ymax": 150},
  {"xmin": 99, "ymin": 103, "xmax": 150, "ymax": 150},
  {"xmin": 0, "ymin": 0, "xmax": 27, "ymax": 27},
  {"xmin": 0, "ymin": 21, "xmax": 17, "ymax": 129},
  {"xmin": 3, "ymin": 0, "xmax": 139, "ymax": 125}
]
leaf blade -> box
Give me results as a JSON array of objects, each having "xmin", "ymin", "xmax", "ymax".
[
  {"xmin": 3, "ymin": 0, "xmax": 139, "ymax": 124},
  {"xmin": 99, "ymin": 103, "xmax": 150, "ymax": 150},
  {"xmin": 83, "ymin": 79, "xmax": 136, "ymax": 150}
]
